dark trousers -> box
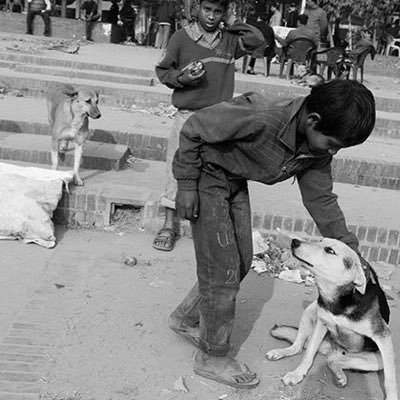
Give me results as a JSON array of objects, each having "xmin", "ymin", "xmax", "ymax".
[
  {"xmin": 85, "ymin": 15, "xmax": 100, "ymax": 40},
  {"xmin": 171, "ymin": 166, "xmax": 253, "ymax": 356},
  {"xmin": 26, "ymin": 10, "xmax": 50, "ymax": 35}
]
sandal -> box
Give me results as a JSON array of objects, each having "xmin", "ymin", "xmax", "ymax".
[
  {"xmin": 153, "ymin": 228, "xmax": 177, "ymax": 251},
  {"xmin": 194, "ymin": 362, "xmax": 259, "ymax": 389}
]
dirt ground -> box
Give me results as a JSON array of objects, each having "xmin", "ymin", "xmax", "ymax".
[{"xmin": 2, "ymin": 225, "xmax": 398, "ymax": 400}]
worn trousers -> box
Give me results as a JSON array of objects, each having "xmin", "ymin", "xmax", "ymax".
[
  {"xmin": 26, "ymin": 10, "xmax": 50, "ymax": 35},
  {"xmin": 171, "ymin": 166, "xmax": 253, "ymax": 356}
]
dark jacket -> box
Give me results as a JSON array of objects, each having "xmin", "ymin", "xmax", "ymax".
[{"xmin": 173, "ymin": 92, "xmax": 359, "ymax": 251}]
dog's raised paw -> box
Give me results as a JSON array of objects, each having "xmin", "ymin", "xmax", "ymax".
[
  {"xmin": 334, "ymin": 372, "xmax": 347, "ymax": 388},
  {"xmin": 73, "ymin": 176, "xmax": 84, "ymax": 186},
  {"xmin": 282, "ymin": 370, "xmax": 305, "ymax": 385}
]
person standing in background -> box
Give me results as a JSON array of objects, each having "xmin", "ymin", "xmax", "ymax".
[
  {"xmin": 119, "ymin": 0, "xmax": 137, "ymax": 42},
  {"xmin": 304, "ymin": 0, "xmax": 328, "ymax": 48},
  {"xmin": 285, "ymin": 2, "xmax": 298, "ymax": 28},
  {"xmin": 26, "ymin": 0, "xmax": 51, "ymax": 36},
  {"xmin": 154, "ymin": 0, "xmax": 175, "ymax": 49},
  {"xmin": 153, "ymin": 0, "xmax": 263, "ymax": 251},
  {"xmin": 80, "ymin": 0, "xmax": 100, "ymax": 41},
  {"xmin": 268, "ymin": 3, "xmax": 281, "ymax": 27}
]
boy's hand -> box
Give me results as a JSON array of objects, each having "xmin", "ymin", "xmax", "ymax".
[
  {"xmin": 178, "ymin": 68, "xmax": 205, "ymax": 87},
  {"xmin": 176, "ymin": 190, "xmax": 199, "ymax": 221}
]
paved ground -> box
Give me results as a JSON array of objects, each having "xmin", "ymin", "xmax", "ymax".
[{"xmin": 0, "ymin": 32, "xmax": 400, "ymax": 400}]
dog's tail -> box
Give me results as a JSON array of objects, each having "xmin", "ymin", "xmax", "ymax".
[{"xmin": 270, "ymin": 324, "xmax": 298, "ymax": 344}]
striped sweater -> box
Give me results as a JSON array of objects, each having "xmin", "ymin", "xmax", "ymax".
[{"xmin": 155, "ymin": 21, "xmax": 263, "ymax": 110}]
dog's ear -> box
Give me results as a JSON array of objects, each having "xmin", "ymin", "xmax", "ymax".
[
  {"xmin": 62, "ymin": 86, "xmax": 78, "ymax": 98},
  {"xmin": 353, "ymin": 259, "xmax": 367, "ymax": 295}
]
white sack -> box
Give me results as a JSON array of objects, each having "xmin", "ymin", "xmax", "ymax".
[{"xmin": 0, "ymin": 162, "xmax": 73, "ymax": 248}]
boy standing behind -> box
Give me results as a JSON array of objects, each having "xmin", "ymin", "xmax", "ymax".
[{"xmin": 153, "ymin": 0, "xmax": 263, "ymax": 251}]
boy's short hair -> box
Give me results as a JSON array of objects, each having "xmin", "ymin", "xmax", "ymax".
[
  {"xmin": 199, "ymin": 0, "xmax": 229, "ymax": 10},
  {"xmin": 305, "ymin": 80, "xmax": 375, "ymax": 146},
  {"xmin": 297, "ymin": 14, "xmax": 308, "ymax": 25}
]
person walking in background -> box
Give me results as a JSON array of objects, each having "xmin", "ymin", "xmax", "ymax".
[
  {"xmin": 26, "ymin": 0, "xmax": 51, "ymax": 36},
  {"xmin": 268, "ymin": 3, "xmax": 281, "ymax": 27},
  {"xmin": 304, "ymin": 0, "xmax": 328, "ymax": 48},
  {"xmin": 285, "ymin": 2, "xmax": 298, "ymax": 28},
  {"xmin": 119, "ymin": 0, "xmax": 137, "ymax": 42},
  {"xmin": 80, "ymin": 0, "xmax": 100, "ymax": 41},
  {"xmin": 154, "ymin": 0, "xmax": 175, "ymax": 49},
  {"xmin": 152, "ymin": 0, "xmax": 263, "ymax": 251},
  {"xmin": 246, "ymin": 13, "xmax": 275, "ymax": 75}
]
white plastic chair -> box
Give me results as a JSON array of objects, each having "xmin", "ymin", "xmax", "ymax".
[{"xmin": 385, "ymin": 36, "xmax": 400, "ymax": 57}]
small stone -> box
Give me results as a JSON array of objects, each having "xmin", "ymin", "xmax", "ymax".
[{"xmin": 124, "ymin": 256, "xmax": 137, "ymax": 266}]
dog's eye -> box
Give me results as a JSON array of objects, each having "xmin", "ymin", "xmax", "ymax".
[
  {"xmin": 324, "ymin": 247, "xmax": 336, "ymax": 255},
  {"xmin": 85, "ymin": 99, "xmax": 91, "ymax": 104}
]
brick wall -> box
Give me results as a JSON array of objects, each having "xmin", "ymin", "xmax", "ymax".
[{"xmin": 0, "ymin": 11, "xmax": 111, "ymax": 42}]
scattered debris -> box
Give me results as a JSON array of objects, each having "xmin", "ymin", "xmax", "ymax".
[
  {"xmin": 150, "ymin": 278, "xmax": 173, "ymax": 288},
  {"xmin": 129, "ymin": 103, "xmax": 176, "ymax": 118},
  {"xmin": 278, "ymin": 269, "xmax": 303, "ymax": 284},
  {"xmin": 173, "ymin": 376, "xmax": 188, "ymax": 392},
  {"xmin": 123, "ymin": 256, "xmax": 137, "ymax": 266},
  {"xmin": 54, "ymin": 283, "xmax": 66, "ymax": 289},
  {"xmin": 218, "ymin": 394, "xmax": 228, "ymax": 400}
]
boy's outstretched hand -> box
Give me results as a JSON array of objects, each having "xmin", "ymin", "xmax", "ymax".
[{"xmin": 176, "ymin": 190, "xmax": 199, "ymax": 221}]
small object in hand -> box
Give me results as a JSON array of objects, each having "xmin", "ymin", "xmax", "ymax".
[
  {"xmin": 189, "ymin": 61, "xmax": 205, "ymax": 76},
  {"xmin": 124, "ymin": 256, "xmax": 137, "ymax": 266}
]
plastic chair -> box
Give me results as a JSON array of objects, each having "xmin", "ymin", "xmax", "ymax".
[
  {"xmin": 386, "ymin": 36, "xmax": 400, "ymax": 57},
  {"xmin": 242, "ymin": 48, "xmax": 274, "ymax": 77},
  {"xmin": 310, "ymin": 46, "xmax": 346, "ymax": 80},
  {"xmin": 347, "ymin": 45, "xmax": 376, "ymax": 83},
  {"xmin": 279, "ymin": 37, "xmax": 317, "ymax": 80}
]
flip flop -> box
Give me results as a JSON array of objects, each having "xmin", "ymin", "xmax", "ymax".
[
  {"xmin": 152, "ymin": 228, "xmax": 177, "ymax": 251},
  {"xmin": 194, "ymin": 363, "xmax": 260, "ymax": 389}
]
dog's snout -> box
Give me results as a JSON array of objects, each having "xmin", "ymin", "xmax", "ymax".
[{"xmin": 291, "ymin": 239, "xmax": 301, "ymax": 250}]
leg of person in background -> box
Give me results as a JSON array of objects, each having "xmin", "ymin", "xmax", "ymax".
[
  {"xmin": 247, "ymin": 57, "xmax": 256, "ymax": 74},
  {"xmin": 153, "ymin": 110, "xmax": 193, "ymax": 251},
  {"xmin": 41, "ymin": 10, "xmax": 51, "ymax": 36},
  {"xmin": 161, "ymin": 24, "xmax": 171, "ymax": 49},
  {"xmin": 26, "ymin": 10, "xmax": 35, "ymax": 34}
]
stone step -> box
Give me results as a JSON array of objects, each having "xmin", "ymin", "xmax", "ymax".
[
  {"xmin": 0, "ymin": 132, "xmax": 130, "ymax": 171},
  {"xmin": 0, "ymin": 50, "xmax": 399, "ymax": 113},
  {"xmin": 0, "ymin": 67, "xmax": 172, "ymax": 108},
  {"xmin": 0, "ymin": 60, "xmax": 157, "ymax": 87},
  {"xmin": 0, "ymin": 97, "xmax": 399, "ymax": 192},
  {"xmin": 2, "ymin": 158, "xmax": 400, "ymax": 266}
]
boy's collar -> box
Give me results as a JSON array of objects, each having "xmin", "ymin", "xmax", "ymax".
[
  {"xmin": 186, "ymin": 22, "xmax": 222, "ymax": 42},
  {"xmin": 276, "ymin": 97, "xmax": 304, "ymax": 152},
  {"xmin": 277, "ymin": 97, "xmax": 327, "ymax": 159}
]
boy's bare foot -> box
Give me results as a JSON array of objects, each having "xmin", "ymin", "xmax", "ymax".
[{"xmin": 194, "ymin": 350, "xmax": 259, "ymax": 389}]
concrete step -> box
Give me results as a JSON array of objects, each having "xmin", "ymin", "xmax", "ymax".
[
  {"xmin": 0, "ymin": 60, "xmax": 157, "ymax": 87},
  {"xmin": 0, "ymin": 132, "xmax": 131, "ymax": 171},
  {"xmin": 0, "ymin": 67, "xmax": 172, "ymax": 108},
  {"xmin": 0, "ymin": 96, "xmax": 399, "ymax": 192},
  {"xmin": 2, "ymin": 158, "xmax": 400, "ymax": 266},
  {"xmin": 0, "ymin": 49, "xmax": 399, "ymax": 113}
]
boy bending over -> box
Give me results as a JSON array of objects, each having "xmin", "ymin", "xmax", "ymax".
[
  {"xmin": 153, "ymin": 0, "xmax": 263, "ymax": 251},
  {"xmin": 169, "ymin": 80, "xmax": 376, "ymax": 388}
]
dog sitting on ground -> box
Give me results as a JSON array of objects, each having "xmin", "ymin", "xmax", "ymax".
[
  {"xmin": 47, "ymin": 84, "xmax": 101, "ymax": 186},
  {"xmin": 266, "ymin": 238, "xmax": 398, "ymax": 400}
]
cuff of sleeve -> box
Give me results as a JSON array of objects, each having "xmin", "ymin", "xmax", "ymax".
[{"xmin": 177, "ymin": 179, "xmax": 197, "ymax": 191}]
